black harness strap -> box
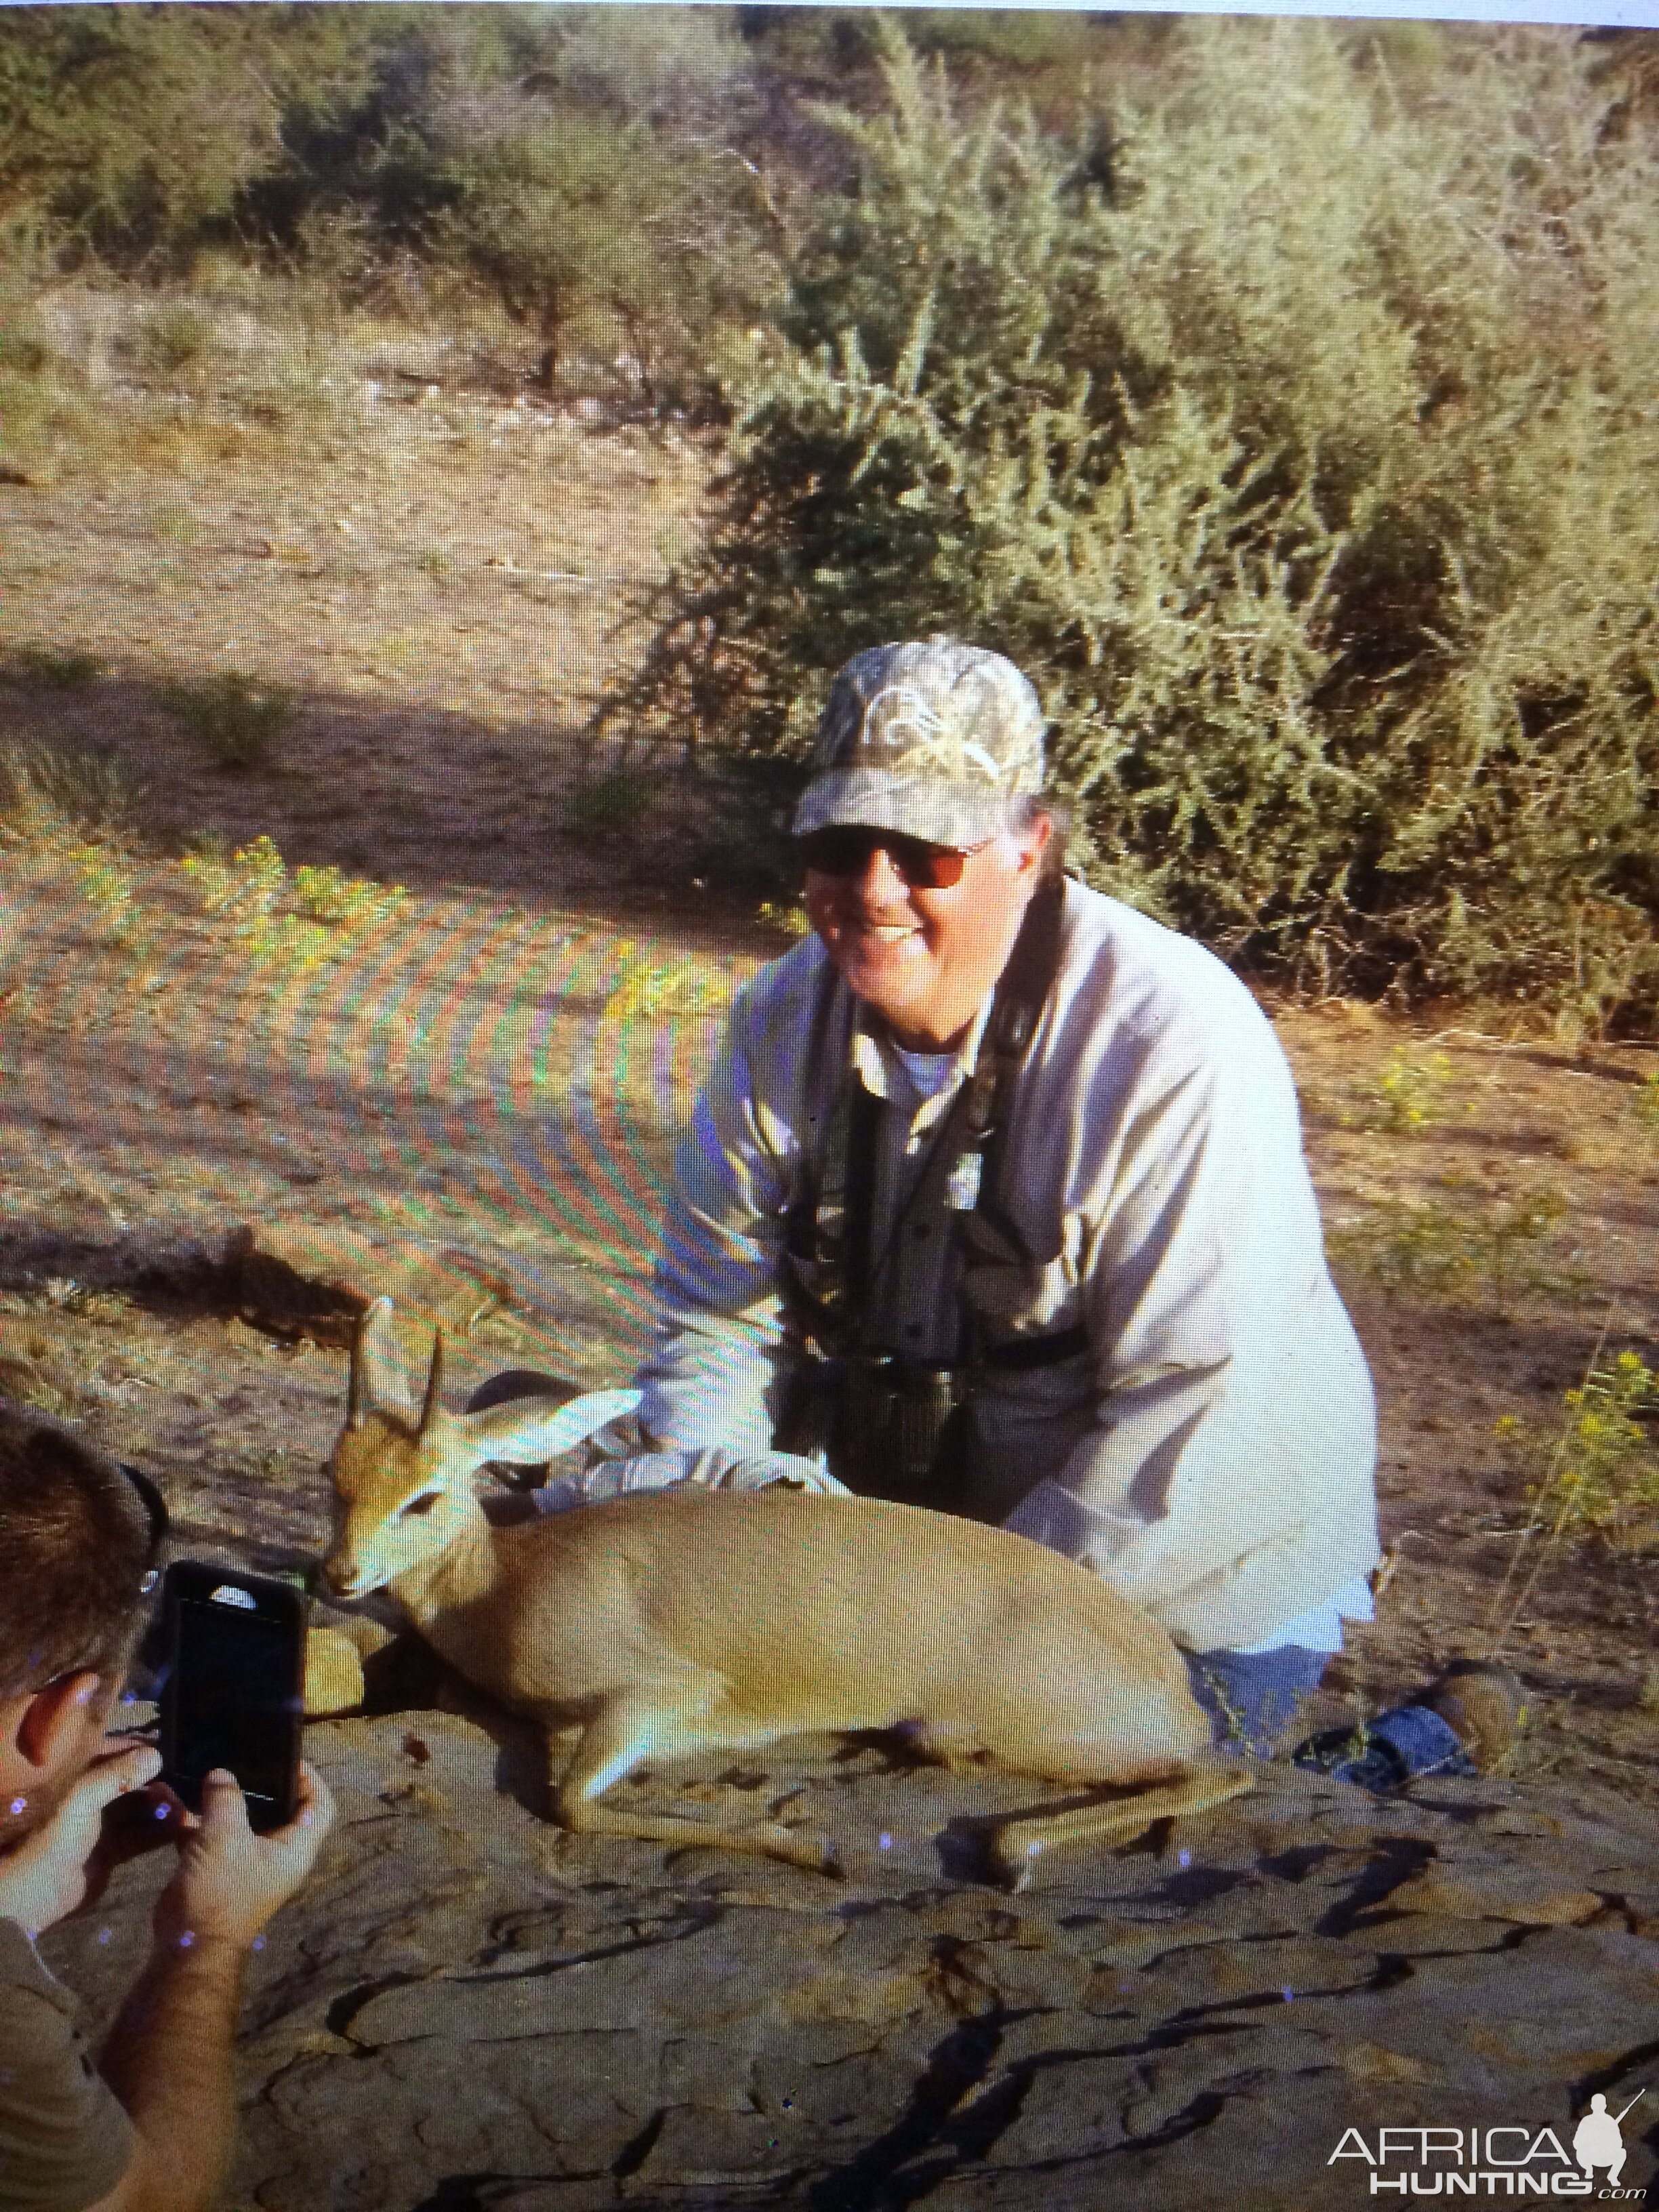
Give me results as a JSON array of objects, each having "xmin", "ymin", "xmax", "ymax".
[
  {"xmin": 958, "ymin": 877, "xmax": 1066, "ymax": 1267},
  {"xmin": 979, "ymin": 1324, "xmax": 1088, "ymax": 1370},
  {"xmin": 842, "ymin": 1069, "xmax": 882, "ymax": 1318}
]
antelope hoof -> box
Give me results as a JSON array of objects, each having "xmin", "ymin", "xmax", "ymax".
[
  {"xmin": 994, "ymin": 1835, "xmax": 1046, "ymax": 1894},
  {"xmin": 768, "ymin": 1826, "xmax": 842, "ymax": 1877}
]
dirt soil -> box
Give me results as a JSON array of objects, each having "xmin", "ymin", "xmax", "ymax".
[{"xmin": 1, "ymin": 392, "xmax": 1657, "ymax": 1805}]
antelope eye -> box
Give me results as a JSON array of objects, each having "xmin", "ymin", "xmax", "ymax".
[{"xmin": 403, "ymin": 1491, "xmax": 443, "ymax": 1517}]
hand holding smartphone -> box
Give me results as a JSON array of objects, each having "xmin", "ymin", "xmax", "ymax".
[{"xmin": 149, "ymin": 1758, "xmax": 337, "ymax": 1952}]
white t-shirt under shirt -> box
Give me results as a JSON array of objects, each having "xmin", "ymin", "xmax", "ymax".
[{"xmin": 890, "ymin": 1044, "xmax": 958, "ymax": 1103}]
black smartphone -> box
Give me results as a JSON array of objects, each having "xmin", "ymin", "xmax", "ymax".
[{"xmin": 157, "ymin": 1561, "xmax": 307, "ymax": 1833}]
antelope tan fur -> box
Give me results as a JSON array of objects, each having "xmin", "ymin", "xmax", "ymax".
[{"xmin": 324, "ymin": 1297, "xmax": 1250, "ymax": 1887}]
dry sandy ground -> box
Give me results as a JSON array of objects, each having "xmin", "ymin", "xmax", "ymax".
[{"xmin": 1, "ymin": 382, "xmax": 1656, "ymax": 1805}]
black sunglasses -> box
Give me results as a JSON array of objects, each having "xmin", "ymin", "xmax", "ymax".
[
  {"xmin": 119, "ymin": 1462, "xmax": 170, "ymax": 1596},
  {"xmin": 797, "ymin": 828, "xmax": 991, "ymax": 891}
]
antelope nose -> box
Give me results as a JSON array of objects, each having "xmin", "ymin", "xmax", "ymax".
[{"xmin": 323, "ymin": 1559, "xmax": 362, "ymax": 1599}]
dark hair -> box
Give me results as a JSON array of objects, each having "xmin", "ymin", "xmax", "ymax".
[{"xmin": 0, "ymin": 1412, "xmax": 153, "ymax": 1699}]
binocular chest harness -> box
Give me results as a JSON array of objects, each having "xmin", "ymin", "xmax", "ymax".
[{"xmin": 780, "ymin": 880, "xmax": 1086, "ymax": 1497}]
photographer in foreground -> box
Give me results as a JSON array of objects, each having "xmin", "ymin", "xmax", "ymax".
[{"xmin": 0, "ymin": 1412, "xmax": 332, "ymax": 2212}]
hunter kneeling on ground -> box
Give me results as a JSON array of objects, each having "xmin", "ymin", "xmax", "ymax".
[
  {"xmin": 0, "ymin": 1412, "xmax": 333, "ymax": 2212},
  {"xmin": 622, "ymin": 638, "xmax": 1521, "ymax": 1790}
]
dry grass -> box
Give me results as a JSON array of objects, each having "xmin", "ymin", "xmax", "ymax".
[{"xmin": 0, "ymin": 739, "xmax": 141, "ymax": 849}]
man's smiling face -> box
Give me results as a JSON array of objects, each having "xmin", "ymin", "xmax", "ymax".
[{"xmin": 804, "ymin": 817, "xmax": 1052, "ymax": 1052}]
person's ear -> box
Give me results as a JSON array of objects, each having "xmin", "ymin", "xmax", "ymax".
[
  {"xmin": 1014, "ymin": 812, "xmax": 1053, "ymax": 879},
  {"xmin": 14, "ymin": 1673, "xmax": 111, "ymax": 1771}
]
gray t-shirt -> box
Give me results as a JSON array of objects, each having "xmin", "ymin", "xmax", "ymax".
[{"xmin": 0, "ymin": 1915, "xmax": 134, "ymax": 2212}]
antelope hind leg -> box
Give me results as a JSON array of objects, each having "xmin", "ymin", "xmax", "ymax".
[
  {"xmin": 991, "ymin": 1762, "xmax": 1253, "ymax": 1891},
  {"xmin": 549, "ymin": 1695, "xmax": 838, "ymax": 1877}
]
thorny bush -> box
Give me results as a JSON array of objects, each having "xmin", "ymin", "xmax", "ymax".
[{"xmin": 603, "ymin": 22, "xmax": 1659, "ymax": 1028}]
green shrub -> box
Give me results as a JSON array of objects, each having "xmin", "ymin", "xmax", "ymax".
[
  {"xmin": 607, "ymin": 953, "xmax": 731, "ymax": 1023},
  {"xmin": 289, "ymin": 861, "xmax": 405, "ymax": 928},
  {"xmin": 1, "ymin": 644, "xmax": 106, "ymax": 689},
  {"xmin": 238, "ymin": 367, "xmax": 346, "ymax": 436},
  {"xmin": 1347, "ymin": 1047, "xmax": 1460, "ymax": 1134},
  {"xmin": 178, "ymin": 831, "xmax": 285, "ymax": 917},
  {"xmin": 0, "ymin": 9, "xmax": 386, "ymax": 268},
  {"xmin": 1, "ymin": 8, "xmax": 771, "ymax": 420},
  {"xmin": 1, "ymin": 646, "xmax": 107, "ymax": 685},
  {"xmin": 134, "ymin": 300, "xmax": 213, "ymax": 380},
  {"xmin": 605, "ymin": 22, "xmax": 1659, "ymax": 1024},
  {"xmin": 1497, "ymin": 1349, "xmax": 1659, "ymax": 1558},
  {"xmin": 237, "ymin": 911, "xmax": 336, "ymax": 974},
  {"xmin": 161, "ymin": 671, "xmax": 295, "ymax": 769},
  {"xmin": 68, "ymin": 840, "xmax": 146, "ymax": 948},
  {"xmin": 0, "ymin": 305, "xmax": 50, "ymax": 380},
  {"xmin": 1330, "ymin": 1185, "xmax": 1572, "ymax": 1313},
  {"xmin": 756, "ymin": 899, "xmax": 811, "ymax": 937},
  {"xmin": 0, "ymin": 272, "xmax": 96, "ymax": 479},
  {"xmin": 179, "ymin": 834, "xmax": 405, "ymax": 967},
  {"xmin": 903, "ymin": 10, "xmax": 1112, "ymax": 77},
  {"xmin": 1551, "ymin": 1353, "xmax": 1659, "ymax": 1551},
  {"xmin": 560, "ymin": 766, "xmax": 660, "ymax": 842},
  {"xmin": 426, "ymin": 108, "xmax": 760, "ymax": 410}
]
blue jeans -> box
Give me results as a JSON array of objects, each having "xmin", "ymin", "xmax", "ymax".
[
  {"xmin": 1184, "ymin": 1645, "xmax": 1475, "ymax": 1786},
  {"xmin": 1185, "ymin": 1644, "xmax": 1332, "ymax": 1755}
]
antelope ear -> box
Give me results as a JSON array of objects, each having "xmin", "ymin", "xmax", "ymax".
[
  {"xmin": 354, "ymin": 1295, "xmax": 419, "ymax": 1420},
  {"xmin": 463, "ymin": 1388, "xmax": 642, "ymax": 1464}
]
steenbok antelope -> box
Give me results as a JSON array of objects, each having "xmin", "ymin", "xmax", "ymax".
[{"xmin": 323, "ymin": 1298, "xmax": 1250, "ymax": 1886}]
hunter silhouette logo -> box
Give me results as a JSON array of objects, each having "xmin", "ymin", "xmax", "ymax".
[
  {"xmin": 1330, "ymin": 2090, "xmax": 1649, "ymax": 2197},
  {"xmin": 1575, "ymin": 2095, "xmax": 1645, "ymax": 2192}
]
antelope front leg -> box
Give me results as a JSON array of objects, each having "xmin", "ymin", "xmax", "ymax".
[
  {"xmin": 304, "ymin": 1626, "xmax": 367, "ymax": 1717},
  {"xmin": 549, "ymin": 1693, "xmax": 838, "ymax": 1877},
  {"xmin": 991, "ymin": 1763, "xmax": 1254, "ymax": 1891}
]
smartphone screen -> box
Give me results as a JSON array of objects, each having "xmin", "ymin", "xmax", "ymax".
[{"xmin": 164, "ymin": 1574, "xmax": 304, "ymax": 1827}]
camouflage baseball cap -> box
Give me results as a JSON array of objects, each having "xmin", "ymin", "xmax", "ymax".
[{"xmin": 792, "ymin": 639, "xmax": 1046, "ymax": 846}]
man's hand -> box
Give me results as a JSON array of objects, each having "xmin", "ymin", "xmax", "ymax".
[
  {"xmin": 533, "ymin": 1447, "xmax": 850, "ymax": 1511},
  {"xmin": 0, "ymin": 1734, "xmax": 165, "ymax": 1938},
  {"xmin": 91, "ymin": 1763, "xmax": 336, "ymax": 2212},
  {"xmin": 75, "ymin": 1771, "xmax": 197, "ymax": 1925},
  {"xmin": 706, "ymin": 1451, "xmax": 851, "ymax": 1496},
  {"xmin": 151, "ymin": 1763, "xmax": 335, "ymax": 1951}
]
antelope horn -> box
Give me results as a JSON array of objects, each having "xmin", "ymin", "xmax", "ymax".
[
  {"xmin": 417, "ymin": 1328, "xmax": 445, "ymax": 1439},
  {"xmin": 346, "ymin": 1307, "xmax": 368, "ymax": 1429}
]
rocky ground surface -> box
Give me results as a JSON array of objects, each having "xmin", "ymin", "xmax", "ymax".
[{"xmin": 43, "ymin": 1684, "xmax": 1659, "ymax": 2212}]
